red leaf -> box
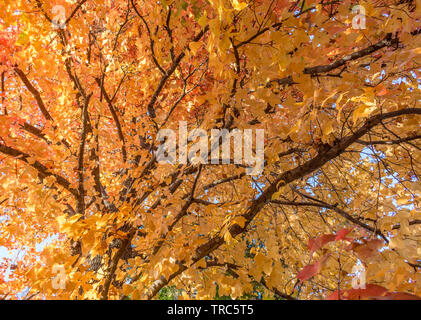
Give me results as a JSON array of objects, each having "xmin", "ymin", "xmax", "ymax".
[
  {"xmin": 351, "ymin": 239, "xmax": 384, "ymax": 261},
  {"xmin": 297, "ymin": 255, "xmax": 330, "ymax": 282},
  {"xmin": 335, "ymin": 227, "xmax": 354, "ymax": 241},
  {"xmin": 308, "ymin": 228, "xmax": 354, "ymax": 254},
  {"xmin": 327, "ymin": 284, "xmax": 388, "ymax": 300},
  {"xmin": 308, "ymin": 234, "xmax": 335, "ymax": 254},
  {"xmin": 327, "ymin": 284, "xmax": 421, "ymax": 300},
  {"xmin": 375, "ymin": 84, "xmax": 389, "ymax": 96},
  {"xmin": 382, "ymin": 292, "xmax": 421, "ymax": 300}
]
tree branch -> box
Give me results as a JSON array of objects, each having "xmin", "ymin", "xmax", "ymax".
[
  {"xmin": 0, "ymin": 144, "xmax": 78, "ymax": 197},
  {"xmin": 14, "ymin": 68, "xmax": 53, "ymax": 121},
  {"xmin": 144, "ymin": 108, "xmax": 421, "ymax": 299}
]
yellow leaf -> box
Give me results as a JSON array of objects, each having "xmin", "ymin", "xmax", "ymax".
[
  {"xmin": 123, "ymin": 284, "xmax": 133, "ymax": 296},
  {"xmin": 322, "ymin": 120, "xmax": 334, "ymax": 138},
  {"xmin": 181, "ymin": 291, "xmax": 190, "ymax": 299},
  {"xmin": 189, "ymin": 41, "xmax": 201, "ymax": 55},
  {"xmin": 231, "ymin": 216, "xmax": 246, "ymax": 228},
  {"xmin": 231, "ymin": 0, "xmax": 248, "ymax": 11},
  {"xmin": 196, "ymin": 258, "xmax": 207, "ymax": 269},
  {"xmin": 271, "ymin": 190, "xmax": 282, "ymax": 200},
  {"xmin": 68, "ymin": 214, "xmax": 82, "ymax": 224},
  {"xmin": 254, "ymin": 253, "xmax": 273, "ymax": 275},
  {"xmin": 352, "ymin": 104, "xmax": 376, "ymax": 123},
  {"xmin": 16, "ymin": 31, "xmax": 30, "ymax": 46},
  {"xmin": 131, "ymin": 290, "xmax": 141, "ymax": 300},
  {"xmin": 198, "ymin": 13, "xmax": 207, "ymax": 28},
  {"xmin": 223, "ymin": 230, "xmax": 235, "ymax": 244}
]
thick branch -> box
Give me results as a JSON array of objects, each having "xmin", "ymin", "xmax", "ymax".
[
  {"xmin": 14, "ymin": 68, "xmax": 53, "ymax": 121},
  {"xmin": 76, "ymin": 95, "xmax": 91, "ymax": 215},
  {"xmin": 0, "ymin": 144, "xmax": 78, "ymax": 197},
  {"xmin": 303, "ymin": 34, "xmax": 398, "ymax": 76},
  {"xmin": 95, "ymin": 77, "xmax": 127, "ymax": 162}
]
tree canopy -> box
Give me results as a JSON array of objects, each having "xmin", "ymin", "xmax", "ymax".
[{"xmin": 0, "ymin": 0, "xmax": 421, "ymax": 300}]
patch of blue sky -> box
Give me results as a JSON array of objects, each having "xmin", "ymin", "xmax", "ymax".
[
  {"xmin": 360, "ymin": 147, "xmax": 417, "ymax": 217},
  {"xmin": 251, "ymin": 178, "xmax": 265, "ymax": 199}
]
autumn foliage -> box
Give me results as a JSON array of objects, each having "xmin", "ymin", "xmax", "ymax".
[{"xmin": 0, "ymin": 0, "xmax": 421, "ymax": 300}]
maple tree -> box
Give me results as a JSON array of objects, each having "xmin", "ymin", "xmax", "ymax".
[{"xmin": 0, "ymin": 0, "xmax": 421, "ymax": 300}]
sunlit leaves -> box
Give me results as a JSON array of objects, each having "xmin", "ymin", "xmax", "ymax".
[{"xmin": 0, "ymin": 0, "xmax": 420, "ymax": 301}]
